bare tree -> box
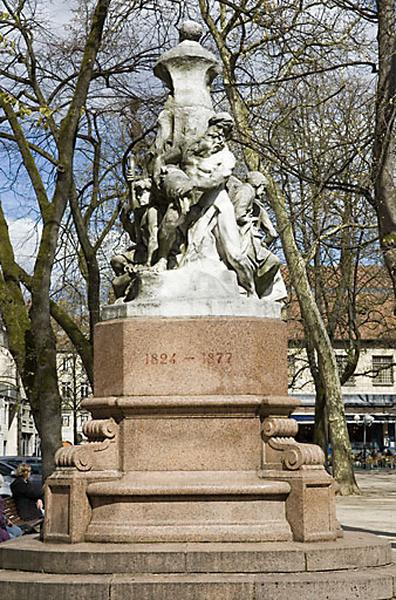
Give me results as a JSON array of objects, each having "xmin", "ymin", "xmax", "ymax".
[
  {"xmin": 330, "ymin": 1, "xmax": 396, "ymax": 307},
  {"xmin": 0, "ymin": 0, "xmax": 196, "ymax": 477},
  {"xmin": 373, "ymin": 0, "xmax": 396, "ymax": 308},
  {"xmin": 0, "ymin": 0, "xmax": 112, "ymax": 477},
  {"xmin": 269, "ymin": 72, "xmax": 379, "ymax": 454},
  {"xmin": 197, "ymin": 0, "xmax": 370, "ymax": 493}
]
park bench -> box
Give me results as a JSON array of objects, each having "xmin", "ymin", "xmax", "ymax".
[{"xmin": 3, "ymin": 497, "xmax": 42, "ymax": 533}]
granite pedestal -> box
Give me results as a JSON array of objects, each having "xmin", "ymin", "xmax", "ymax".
[{"xmin": 42, "ymin": 299, "xmax": 336, "ymax": 545}]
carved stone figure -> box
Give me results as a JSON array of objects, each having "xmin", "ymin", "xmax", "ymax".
[
  {"xmin": 111, "ymin": 20, "xmax": 284, "ymax": 304},
  {"xmin": 110, "ymin": 178, "xmax": 153, "ymax": 299},
  {"xmin": 229, "ymin": 171, "xmax": 287, "ymax": 300},
  {"xmin": 179, "ymin": 114, "xmax": 256, "ymax": 295}
]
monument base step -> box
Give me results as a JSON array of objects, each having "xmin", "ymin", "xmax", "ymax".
[
  {"xmin": 0, "ymin": 532, "xmax": 395, "ymax": 599},
  {"xmin": 0, "ymin": 562, "xmax": 395, "ymax": 599},
  {"xmin": 85, "ymin": 471, "xmax": 293, "ymax": 543}
]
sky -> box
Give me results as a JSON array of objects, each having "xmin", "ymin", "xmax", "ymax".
[
  {"xmin": 42, "ymin": 0, "xmax": 74, "ymax": 29},
  {"xmin": 2, "ymin": 0, "xmax": 75, "ymax": 268},
  {"xmin": 8, "ymin": 218, "xmax": 43, "ymax": 273}
]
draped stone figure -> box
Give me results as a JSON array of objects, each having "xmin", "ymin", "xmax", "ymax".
[{"xmin": 110, "ymin": 20, "xmax": 286, "ymax": 304}]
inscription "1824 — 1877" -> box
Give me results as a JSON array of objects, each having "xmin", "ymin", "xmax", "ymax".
[{"xmin": 144, "ymin": 352, "xmax": 233, "ymax": 365}]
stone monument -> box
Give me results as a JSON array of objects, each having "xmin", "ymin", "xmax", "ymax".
[
  {"xmin": 1, "ymin": 20, "xmax": 396, "ymax": 600},
  {"xmin": 44, "ymin": 19, "xmax": 332, "ymax": 545}
]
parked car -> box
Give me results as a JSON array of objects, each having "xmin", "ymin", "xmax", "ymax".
[
  {"xmin": 2, "ymin": 456, "xmax": 42, "ymax": 475},
  {"xmin": 2, "ymin": 455, "xmax": 41, "ymax": 464},
  {"xmin": 0, "ymin": 460, "xmax": 16, "ymax": 496},
  {"xmin": 0, "ymin": 457, "xmax": 42, "ymax": 495}
]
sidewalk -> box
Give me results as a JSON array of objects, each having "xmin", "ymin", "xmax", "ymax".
[{"xmin": 336, "ymin": 470, "xmax": 396, "ymax": 548}]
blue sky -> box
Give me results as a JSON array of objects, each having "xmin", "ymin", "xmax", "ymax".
[{"xmin": 1, "ymin": 1, "xmax": 75, "ymax": 268}]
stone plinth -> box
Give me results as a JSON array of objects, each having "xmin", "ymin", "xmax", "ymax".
[
  {"xmin": 101, "ymin": 269, "xmax": 282, "ymax": 319},
  {"xmin": 1, "ymin": 532, "xmax": 390, "ymax": 574},
  {"xmin": 7, "ymin": 304, "xmax": 393, "ymax": 597},
  {"xmin": 93, "ymin": 316, "xmax": 287, "ymax": 398},
  {"xmin": 43, "ymin": 307, "xmax": 338, "ymax": 545}
]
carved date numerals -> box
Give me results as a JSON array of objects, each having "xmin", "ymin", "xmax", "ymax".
[
  {"xmin": 144, "ymin": 351, "xmax": 233, "ymax": 366},
  {"xmin": 201, "ymin": 352, "xmax": 232, "ymax": 365},
  {"xmin": 145, "ymin": 352, "xmax": 176, "ymax": 365}
]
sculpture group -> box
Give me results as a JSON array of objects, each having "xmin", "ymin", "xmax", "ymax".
[{"xmin": 111, "ymin": 21, "xmax": 285, "ymax": 304}]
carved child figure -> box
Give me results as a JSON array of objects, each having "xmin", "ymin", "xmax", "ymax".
[
  {"xmin": 111, "ymin": 178, "xmax": 156, "ymax": 300},
  {"xmin": 229, "ymin": 171, "xmax": 286, "ymax": 300}
]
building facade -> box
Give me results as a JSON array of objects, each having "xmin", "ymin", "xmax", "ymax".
[
  {"xmin": 0, "ymin": 319, "xmax": 91, "ymax": 457},
  {"xmin": 57, "ymin": 351, "xmax": 91, "ymax": 446},
  {"xmin": 287, "ymin": 266, "xmax": 396, "ymax": 453},
  {"xmin": 0, "ymin": 320, "xmax": 39, "ymax": 456},
  {"xmin": 289, "ymin": 344, "xmax": 396, "ymax": 451}
]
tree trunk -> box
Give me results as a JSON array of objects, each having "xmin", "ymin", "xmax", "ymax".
[
  {"xmin": 266, "ymin": 179, "xmax": 359, "ymax": 494},
  {"xmin": 373, "ymin": 0, "xmax": 396, "ymax": 306},
  {"xmin": 70, "ymin": 185, "xmax": 101, "ymax": 350},
  {"xmin": 314, "ymin": 384, "xmax": 328, "ymax": 457},
  {"xmin": 33, "ymin": 0, "xmax": 111, "ymax": 477},
  {"xmin": 30, "ymin": 207, "xmax": 68, "ymax": 478},
  {"xmin": 304, "ymin": 338, "xmax": 328, "ymax": 456}
]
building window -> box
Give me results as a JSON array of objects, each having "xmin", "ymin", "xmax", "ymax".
[
  {"xmin": 62, "ymin": 415, "xmax": 70, "ymax": 427},
  {"xmin": 61, "ymin": 382, "xmax": 72, "ymax": 399},
  {"xmin": 372, "ymin": 355, "xmax": 394, "ymax": 386},
  {"xmin": 62, "ymin": 356, "xmax": 73, "ymax": 372},
  {"xmin": 79, "ymin": 413, "xmax": 90, "ymax": 425},
  {"xmin": 80, "ymin": 383, "xmax": 90, "ymax": 399},
  {"xmin": 288, "ymin": 355, "xmax": 296, "ymax": 380},
  {"xmin": 336, "ymin": 355, "xmax": 356, "ymax": 386}
]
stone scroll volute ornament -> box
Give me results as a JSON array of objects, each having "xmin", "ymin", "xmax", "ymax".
[{"xmin": 110, "ymin": 20, "xmax": 287, "ymax": 305}]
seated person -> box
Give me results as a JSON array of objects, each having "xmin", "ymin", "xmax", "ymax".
[
  {"xmin": 0, "ymin": 476, "xmax": 23, "ymax": 541},
  {"xmin": 10, "ymin": 463, "xmax": 43, "ymax": 522}
]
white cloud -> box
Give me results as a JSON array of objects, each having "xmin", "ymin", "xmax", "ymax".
[
  {"xmin": 41, "ymin": 0, "xmax": 74, "ymax": 30},
  {"xmin": 8, "ymin": 217, "xmax": 42, "ymax": 273}
]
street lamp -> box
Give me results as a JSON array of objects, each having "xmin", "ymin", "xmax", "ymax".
[{"xmin": 354, "ymin": 414, "xmax": 375, "ymax": 467}]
